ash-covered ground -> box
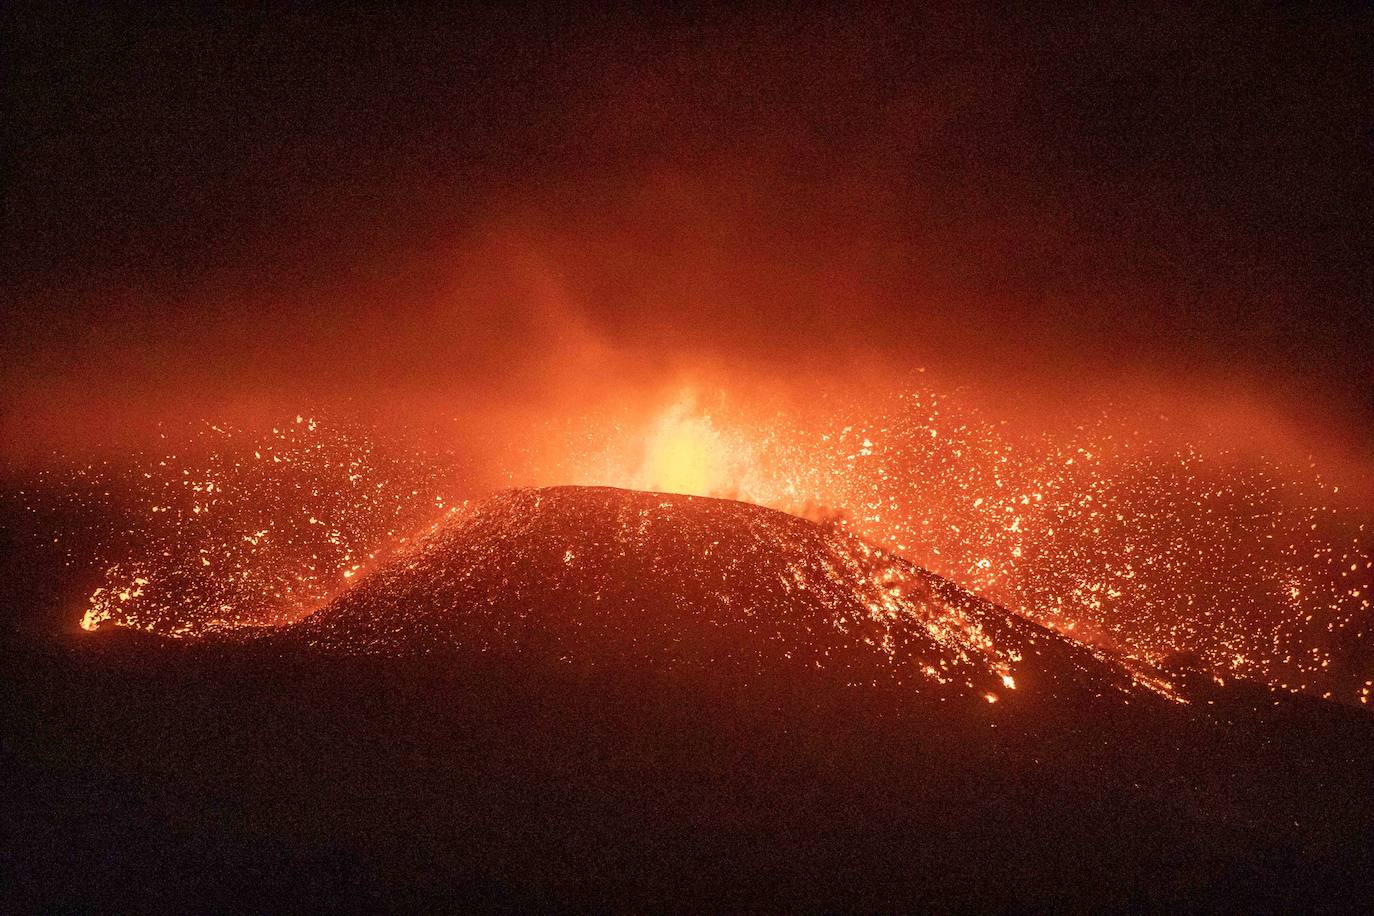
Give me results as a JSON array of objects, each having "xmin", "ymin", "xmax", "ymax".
[{"xmin": 4, "ymin": 485, "xmax": 1372, "ymax": 911}]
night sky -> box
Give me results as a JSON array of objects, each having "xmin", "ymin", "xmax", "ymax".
[{"xmin": 4, "ymin": 3, "xmax": 1373, "ymax": 464}]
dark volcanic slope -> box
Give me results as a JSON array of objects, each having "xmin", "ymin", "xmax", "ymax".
[
  {"xmin": 290, "ymin": 486, "xmax": 1173, "ymax": 705},
  {"xmin": 8, "ymin": 488, "xmax": 1374, "ymax": 911}
]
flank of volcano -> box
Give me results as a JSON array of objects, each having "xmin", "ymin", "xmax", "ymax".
[
  {"xmin": 12, "ymin": 485, "xmax": 1374, "ymax": 912},
  {"xmin": 289, "ymin": 485, "xmax": 1174, "ymax": 705}
]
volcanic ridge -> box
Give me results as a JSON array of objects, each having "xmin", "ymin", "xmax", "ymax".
[
  {"xmin": 10, "ymin": 487, "xmax": 1374, "ymax": 911},
  {"xmin": 287, "ymin": 485, "xmax": 1176, "ymax": 706}
]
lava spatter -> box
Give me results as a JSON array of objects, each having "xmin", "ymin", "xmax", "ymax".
[
  {"xmin": 287, "ymin": 486, "xmax": 1182, "ymax": 705},
  {"xmin": 16, "ymin": 417, "xmax": 469, "ymax": 637},
  {"xmin": 23, "ymin": 386, "xmax": 1372, "ymax": 709},
  {"xmin": 547, "ymin": 387, "xmax": 1373, "ymax": 705}
]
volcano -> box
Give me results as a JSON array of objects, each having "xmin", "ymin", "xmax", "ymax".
[
  {"xmin": 6, "ymin": 487, "xmax": 1374, "ymax": 911},
  {"xmin": 288, "ymin": 486, "xmax": 1170, "ymax": 706}
]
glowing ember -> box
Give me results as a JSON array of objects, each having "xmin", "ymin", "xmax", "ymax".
[
  {"xmin": 14, "ymin": 417, "xmax": 467, "ymax": 637},
  {"xmin": 634, "ymin": 394, "xmax": 731, "ymax": 497},
  {"xmin": 286, "ymin": 486, "xmax": 1183, "ymax": 704},
  {"xmin": 538, "ymin": 385, "xmax": 1374, "ymax": 706},
  {"xmin": 11, "ymin": 380, "xmax": 1371, "ymax": 709}
]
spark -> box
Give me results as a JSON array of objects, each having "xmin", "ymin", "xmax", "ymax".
[
  {"xmin": 543, "ymin": 385, "xmax": 1373, "ymax": 705},
  {"xmin": 20, "ymin": 378, "xmax": 1372, "ymax": 708}
]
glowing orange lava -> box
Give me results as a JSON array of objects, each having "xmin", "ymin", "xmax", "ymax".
[
  {"xmin": 536, "ymin": 385, "xmax": 1373, "ymax": 706},
  {"xmin": 36, "ymin": 380, "xmax": 1373, "ymax": 709},
  {"xmin": 634, "ymin": 395, "xmax": 730, "ymax": 497}
]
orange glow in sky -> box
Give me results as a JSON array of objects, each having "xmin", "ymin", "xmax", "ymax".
[{"xmin": 634, "ymin": 394, "xmax": 732, "ymax": 497}]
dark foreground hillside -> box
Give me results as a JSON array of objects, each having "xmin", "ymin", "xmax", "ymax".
[
  {"xmin": 4, "ymin": 487, "xmax": 1373, "ymax": 912},
  {"xmin": 3, "ymin": 635, "xmax": 1373, "ymax": 913}
]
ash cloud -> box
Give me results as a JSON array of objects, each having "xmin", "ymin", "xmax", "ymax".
[{"xmin": 3, "ymin": 4, "xmax": 1372, "ymax": 483}]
